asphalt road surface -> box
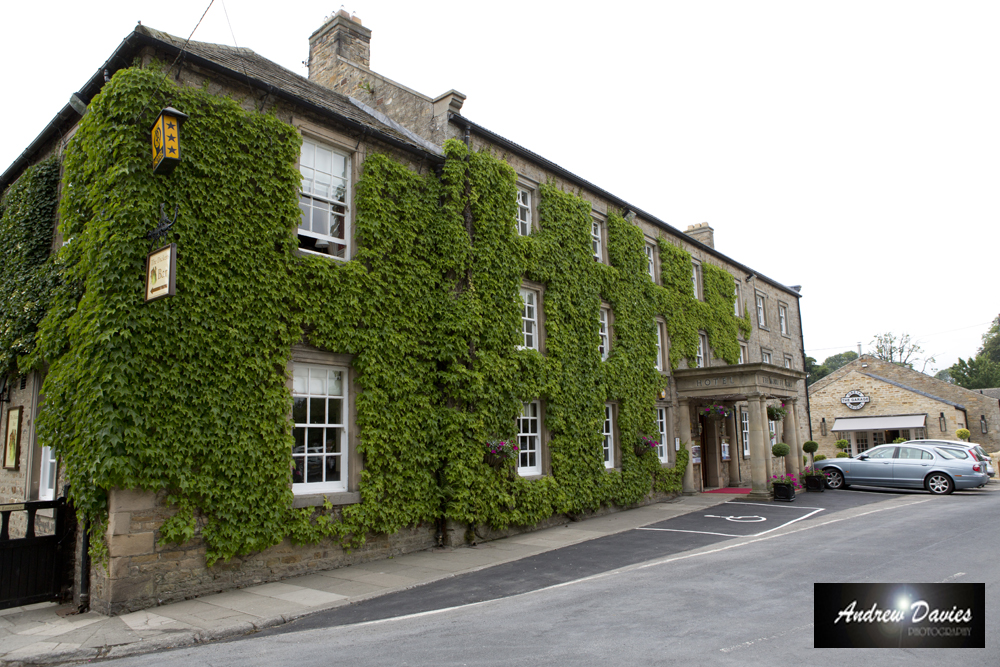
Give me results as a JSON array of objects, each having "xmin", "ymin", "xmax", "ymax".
[{"xmin": 103, "ymin": 485, "xmax": 1000, "ymax": 666}]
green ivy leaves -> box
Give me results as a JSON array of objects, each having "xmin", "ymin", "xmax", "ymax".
[{"xmin": 11, "ymin": 65, "xmax": 744, "ymax": 566}]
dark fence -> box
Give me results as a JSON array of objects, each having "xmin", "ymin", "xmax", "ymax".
[{"xmin": 0, "ymin": 498, "xmax": 73, "ymax": 610}]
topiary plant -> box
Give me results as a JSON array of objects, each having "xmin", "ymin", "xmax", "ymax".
[
  {"xmin": 772, "ymin": 442, "xmax": 790, "ymax": 458},
  {"xmin": 835, "ymin": 439, "xmax": 849, "ymax": 451},
  {"xmin": 803, "ymin": 440, "xmax": 818, "ymax": 467},
  {"xmin": 836, "ymin": 452, "xmax": 849, "ymax": 458},
  {"xmin": 814, "ymin": 454, "xmax": 827, "ymax": 461},
  {"xmin": 892, "ymin": 437, "xmax": 906, "ymax": 444},
  {"xmin": 956, "ymin": 428, "xmax": 971, "ymax": 442}
]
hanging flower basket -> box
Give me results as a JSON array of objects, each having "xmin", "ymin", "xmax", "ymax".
[
  {"xmin": 767, "ymin": 403, "xmax": 788, "ymax": 421},
  {"xmin": 634, "ymin": 435, "xmax": 659, "ymax": 457},
  {"xmin": 484, "ymin": 439, "xmax": 518, "ymax": 469},
  {"xmin": 698, "ymin": 403, "xmax": 732, "ymax": 421}
]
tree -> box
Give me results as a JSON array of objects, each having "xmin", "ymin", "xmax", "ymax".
[
  {"xmin": 823, "ymin": 350, "xmax": 858, "ymax": 374},
  {"xmin": 869, "ymin": 332, "xmax": 935, "ymax": 372},
  {"xmin": 934, "ymin": 368, "xmax": 954, "ymax": 384},
  {"xmin": 806, "ymin": 350, "xmax": 858, "ymax": 385},
  {"xmin": 949, "ymin": 316, "xmax": 1000, "ymax": 390}
]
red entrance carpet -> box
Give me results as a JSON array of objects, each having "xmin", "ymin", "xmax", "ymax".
[{"xmin": 703, "ymin": 487, "xmax": 752, "ymax": 494}]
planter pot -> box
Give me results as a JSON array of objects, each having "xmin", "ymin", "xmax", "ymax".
[
  {"xmin": 772, "ymin": 481, "xmax": 795, "ymax": 502},
  {"xmin": 804, "ymin": 475, "xmax": 825, "ymax": 492}
]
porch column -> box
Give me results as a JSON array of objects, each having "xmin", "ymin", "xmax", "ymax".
[
  {"xmin": 726, "ymin": 407, "xmax": 740, "ymax": 485},
  {"xmin": 760, "ymin": 398, "xmax": 773, "ymax": 482},
  {"xmin": 679, "ymin": 398, "xmax": 695, "ymax": 495},
  {"xmin": 785, "ymin": 398, "xmax": 802, "ymax": 474},
  {"xmin": 747, "ymin": 393, "xmax": 769, "ymax": 499}
]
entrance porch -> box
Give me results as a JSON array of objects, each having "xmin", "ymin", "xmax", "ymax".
[{"xmin": 674, "ymin": 363, "xmax": 807, "ymax": 500}]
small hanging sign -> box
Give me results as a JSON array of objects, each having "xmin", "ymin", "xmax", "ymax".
[
  {"xmin": 145, "ymin": 243, "xmax": 177, "ymax": 302},
  {"xmin": 150, "ymin": 107, "xmax": 188, "ymax": 174}
]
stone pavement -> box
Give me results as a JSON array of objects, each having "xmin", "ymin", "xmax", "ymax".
[{"xmin": 0, "ymin": 493, "xmax": 733, "ymax": 666}]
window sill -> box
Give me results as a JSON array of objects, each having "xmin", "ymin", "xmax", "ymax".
[
  {"xmin": 780, "ymin": 332, "xmax": 792, "ymax": 339},
  {"xmin": 296, "ymin": 248, "xmax": 349, "ymax": 262},
  {"xmin": 292, "ymin": 491, "xmax": 360, "ymax": 508},
  {"xmin": 517, "ymin": 473, "xmax": 545, "ymax": 481},
  {"xmin": 758, "ymin": 325, "xmax": 770, "ymax": 332}
]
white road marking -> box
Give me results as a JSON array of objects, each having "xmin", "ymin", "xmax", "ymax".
[
  {"xmin": 638, "ymin": 527, "xmax": 744, "ymax": 538},
  {"xmin": 704, "ymin": 514, "xmax": 767, "ymax": 522},
  {"xmin": 720, "ymin": 623, "xmax": 814, "ymax": 653},
  {"xmin": 292, "ymin": 497, "xmax": 932, "ymax": 633}
]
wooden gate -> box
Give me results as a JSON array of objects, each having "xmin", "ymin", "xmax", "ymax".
[{"xmin": 0, "ymin": 498, "xmax": 72, "ymax": 610}]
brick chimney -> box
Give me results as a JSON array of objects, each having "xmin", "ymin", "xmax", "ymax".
[
  {"xmin": 684, "ymin": 222, "xmax": 715, "ymax": 249},
  {"xmin": 308, "ymin": 9, "xmax": 371, "ymax": 88}
]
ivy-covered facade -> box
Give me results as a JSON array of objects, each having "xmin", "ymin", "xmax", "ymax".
[{"xmin": 0, "ymin": 15, "xmax": 808, "ymax": 614}]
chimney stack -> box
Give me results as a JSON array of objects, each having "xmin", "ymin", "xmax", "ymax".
[
  {"xmin": 308, "ymin": 9, "xmax": 371, "ymax": 87},
  {"xmin": 684, "ymin": 222, "xmax": 715, "ymax": 249}
]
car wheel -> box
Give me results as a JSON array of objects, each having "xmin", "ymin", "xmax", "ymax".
[
  {"xmin": 824, "ymin": 469, "xmax": 847, "ymax": 490},
  {"xmin": 926, "ymin": 473, "xmax": 954, "ymax": 495}
]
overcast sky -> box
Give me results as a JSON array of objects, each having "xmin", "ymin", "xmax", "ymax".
[{"xmin": 2, "ymin": 1, "xmax": 996, "ymax": 374}]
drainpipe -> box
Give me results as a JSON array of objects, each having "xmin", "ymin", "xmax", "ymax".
[{"xmin": 796, "ymin": 295, "xmax": 813, "ymax": 440}]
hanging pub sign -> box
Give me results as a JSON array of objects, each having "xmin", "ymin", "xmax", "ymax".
[
  {"xmin": 145, "ymin": 243, "xmax": 177, "ymax": 302},
  {"xmin": 150, "ymin": 107, "xmax": 188, "ymax": 174}
]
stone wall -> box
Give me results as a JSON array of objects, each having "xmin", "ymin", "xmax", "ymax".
[
  {"xmin": 807, "ymin": 357, "xmax": 1000, "ymax": 457},
  {"xmin": 92, "ymin": 486, "xmax": 681, "ymax": 615}
]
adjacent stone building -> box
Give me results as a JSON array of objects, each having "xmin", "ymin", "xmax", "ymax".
[
  {"xmin": 808, "ymin": 355, "xmax": 1000, "ymax": 457},
  {"xmin": 0, "ymin": 12, "xmax": 811, "ymax": 614}
]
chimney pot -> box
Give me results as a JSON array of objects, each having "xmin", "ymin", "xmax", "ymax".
[{"xmin": 683, "ymin": 222, "xmax": 715, "ymax": 249}]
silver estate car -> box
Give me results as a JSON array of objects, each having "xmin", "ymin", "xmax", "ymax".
[{"xmin": 816, "ymin": 442, "xmax": 989, "ymax": 495}]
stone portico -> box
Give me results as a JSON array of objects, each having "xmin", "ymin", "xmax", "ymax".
[{"xmin": 674, "ymin": 363, "xmax": 807, "ymax": 500}]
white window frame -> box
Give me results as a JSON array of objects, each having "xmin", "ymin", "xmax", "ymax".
[
  {"xmin": 738, "ymin": 343, "xmax": 748, "ymax": 365},
  {"xmin": 519, "ymin": 287, "xmax": 538, "ymax": 350},
  {"xmin": 645, "ymin": 243, "xmax": 656, "ymax": 281},
  {"xmin": 756, "ymin": 293, "xmax": 767, "ymax": 328},
  {"xmin": 691, "ymin": 262, "xmax": 701, "ymax": 300},
  {"xmin": 38, "ymin": 446, "xmax": 57, "ymax": 501},
  {"xmin": 292, "ymin": 363, "xmax": 349, "ymax": 494},
  {"xmin": 518, "ymin": 401, "xmax": 542, "ymax": 476},
  {"xmin": 599, "ymin": 308, "xmax": 610, "ymax": 361},
  {"xmin": 591, "ymin": 218, "xmax": 603, "ymax": 262},
  {"xmin": 778, "ymin": 303, "xmax": 788, "ymax": 335},
  {"xmin": 761, "ymin": 349, "xmax": 772, "ymax": 365},
  {"xmin": 769, "ymin": 420, "xmax": 777, "ymax": 446},
  {"xmin": 696, "ymin": 333, "xmax": 708, "ymax": 368},
  {"xmin": 602, "ymin": 404, "xmax": 615, "ymax": 469},
  {"xmin": 516, "ymin": 187, "xmax": 532, "ymax": 236},
  {"xmin": 741, "ymin": 410, "xmax": 750, "ymax": 457},
  {"xmin": 654, "ymin": 320, "xmax": 663, "ymax": 371},
  {"xmin": 656, "ymin": 407, "xmax": 669, "ymax": 463},
  {"xmin": 784, "ymin": 355, "xmax": 793, "ymax": 369},
  {"xmin": 298, "ymin": 138, "xmax": 351, "ymax": 259},
  {"xmin": 733, "ymin": 279, "xmax": 741, "ymax": 317}
]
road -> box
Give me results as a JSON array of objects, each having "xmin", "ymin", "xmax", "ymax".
[{"xmin": 103, "ymin": 485, "xmax": 1000, "ymax": 666}]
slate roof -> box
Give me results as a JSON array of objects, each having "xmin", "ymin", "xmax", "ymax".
[
  {"xmin": 1, "ymin": 24, "xmax": 440, "ymax": 191},
  {"xmin": 859, "ymin": 372, "xmax": 966, "ymax": 410},
  {"xmin": 135, "ymin": 26, "xmax": 438, "ymax": 155}
]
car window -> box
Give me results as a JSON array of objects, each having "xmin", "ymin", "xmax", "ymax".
[
  {"xmin": 868, "ymin": 447, "xmax": 896, "ymax": 459},
  {"xmin": 935, "ymin": 448, "xmax": 967, "ymax": 459},
  {"xmin": 897, "ymin": 447, "xmax": 930, "ymax": 460}
]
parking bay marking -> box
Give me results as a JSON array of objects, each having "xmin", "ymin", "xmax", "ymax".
[{"xmin": 639, "ymin": 502, "xmax": 825, "ymax": 538}]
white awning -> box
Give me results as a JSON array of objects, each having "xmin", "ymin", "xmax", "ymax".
[{"xmin": 831, "ymin": 414, "xmax": 927, "ymax": 432}]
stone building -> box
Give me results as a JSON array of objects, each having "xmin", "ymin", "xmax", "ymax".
[
  {"xmin": 807, "ymin": 355, "xmax": 1000, "ymax": 457},
  {"xmin": 0, "ymin": 13, "xmax": 809, "ymax": 614}
]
